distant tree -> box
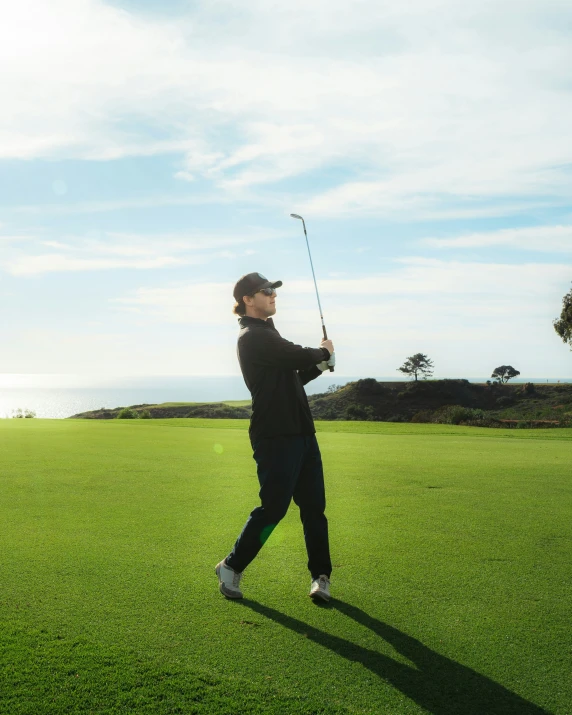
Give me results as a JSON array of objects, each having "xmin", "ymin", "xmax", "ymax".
[
  {"xmin": 491, "ymin": 365, "xmax": 520, "ymax": 384},
  {"xmin": 553, "ymin": 285, "xmax": 572, "ymax": 349},
  {"xmin": 397, "ymin": 353, "xmax": 434, "ymax": 381}
]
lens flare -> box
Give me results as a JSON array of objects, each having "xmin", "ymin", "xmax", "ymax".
[{"xmin": 260, "ymin": 524, "xmax": 276, "ymax": 545}]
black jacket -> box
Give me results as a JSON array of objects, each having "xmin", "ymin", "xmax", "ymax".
[{"xmin": 236, "ymin": 316, "xmax": 329, "ymax": 444}]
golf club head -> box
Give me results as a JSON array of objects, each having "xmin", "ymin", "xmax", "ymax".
[{"xmin": 290, "ymin": 212, "xmax": 307, "ymax": 233}]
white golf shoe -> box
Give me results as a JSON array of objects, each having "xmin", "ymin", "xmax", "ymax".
[
  {"xmin": 309, "ymin": 575, "xmax": 331, "ymax": 602},
  {"xmin": 215, "ymin": 560, "xmax": 243, "ymax": 599}
]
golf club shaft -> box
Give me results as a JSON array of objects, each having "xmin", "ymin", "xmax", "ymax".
[{"xmin": 291, "ymin": 214, "xmax": 334, "ymax": 372}]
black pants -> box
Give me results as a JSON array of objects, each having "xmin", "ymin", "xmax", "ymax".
[{"xmin": 225, "ymin": 434, "xmax": 332, "ymax": 579}]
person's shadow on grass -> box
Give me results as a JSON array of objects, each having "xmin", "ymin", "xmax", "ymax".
[{"xmin": 237, "ymin": 598, "xmax": 552, "ymax": 715}]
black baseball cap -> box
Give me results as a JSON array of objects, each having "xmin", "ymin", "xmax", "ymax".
[{"xmin": 233, "ymin": 272, "xmax": 283, "ymax": 301}]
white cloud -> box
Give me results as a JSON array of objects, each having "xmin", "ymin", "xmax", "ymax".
[
  {"xmin": 174, "ymin": 171, "xmax": 195, "ymax": 182},
  {"xmin": 280, "ymin": 259, "xmax": 570, "ymax": 299},
  {"xmin": 280, "ymin": 260, "xmax": 572, "ymax": 376},
  {"xmin": 9, "ymin": 253, "xmax": 192, "ymax": 275},
  {"xmin": 1, "ymin": 230, "xmax": 276, "ymax": 275},
  {"xmin": 4, "ymin": 258, "xmax": 571, "ymax": 377},
  {"xmin": 421, "ymin": 225, "xmax": 572, "ymax": 252},
  {"xmin": 0, "ymin": 233, "xmax": 36, "ymax": 243},
  {"xmin": 3, "ymin": 196, "xmax": 220, "ymax": 218},
  {"xmin": 0, "ymin": 373, "xmax": 104, "ymax": 388},
  {"xmin": 111, "ymin": 282, "xmax": 233, "ymax": 325},
  {"xmin": 107, "ymin": 259, "xmax": 572, "ymax": 377},
  {"xmin": 3, "ymin": 324, "xmax": 241, "ymax": 377},
  {"xmin": 112, "ymin": 259, "xmax": 571, "ymax": 325},
  {"xmin": 1, "ymin": 0, "xmax": 572, "ymax": 218},
  {"xmin": 2, "ymin": 329, "xmax": 130, "ymax": 375}
]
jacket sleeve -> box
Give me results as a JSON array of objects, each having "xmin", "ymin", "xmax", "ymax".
[
  {"xmin": 297, "ymin": 364, "xmax": 323, "ymax": 386},
  {"xmin": 246, "ymin": 328, "xmax": 326, "ymax": 370}
]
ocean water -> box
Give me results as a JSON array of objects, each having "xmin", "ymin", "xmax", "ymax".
[
  {"xmin": 0, "ymin": 375, "xmax": 359, "ymax": 419},
  {"xmin": 1, "ymin": 375, "xmax": 570, "ymax": 419}
]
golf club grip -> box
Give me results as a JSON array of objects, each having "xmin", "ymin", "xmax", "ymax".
[{"xmin": 322, "ymin": 325, "xmax": 334, "ymax": 372}]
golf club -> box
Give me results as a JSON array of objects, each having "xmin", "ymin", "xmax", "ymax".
[{"xmin": 290, "ymin": 213, "xmax": 334, "ymax": 373}]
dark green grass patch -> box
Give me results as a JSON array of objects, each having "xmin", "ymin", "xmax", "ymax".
[
  {"xmin": 0, "ymin": 419, "xmax": 570, "ymax": 713},
  {"xmin": 1, "ymin": 623, "xmax": 348, "ymax": 714},
  {"xmin": 152, "ymin": 400, "xmax": 251, "ymax": 408}
]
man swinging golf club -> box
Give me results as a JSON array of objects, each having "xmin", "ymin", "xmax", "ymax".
[{"xmin": 215, "ymin": 271, "xmax": 335, "ymax": 601}]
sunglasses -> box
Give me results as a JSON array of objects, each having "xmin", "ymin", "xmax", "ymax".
[{"xmin": 252, "ymin": 287, "xmax": 276, "ymax": 296}]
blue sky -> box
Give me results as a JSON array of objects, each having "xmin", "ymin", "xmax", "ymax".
[{"xmin": 1, "ymin": 0, "xmax": 571, "ymax": 386}]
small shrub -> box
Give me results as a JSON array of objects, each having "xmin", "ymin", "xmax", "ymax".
[
  {"xmin": 495, "ymin": 396, "xmax": 513, "ymax": 407},
  {"xmin": 11, "ymin": 408, "xmax": 36, "ymax": 419},
  {"xmin": 185, "ymin": 404, "xmax": 251, "ymax": 419},
  {"xmin": 139, "ymin": 410, "xmax": 152, "ymax": 419},
  {"xmin": 522, "ymin": 382, "xmax": 535, "ymax": 394},
  {"xmin": 431, "ymin": 405, "xmax": 465, "ymax": 425},
  {"xmin": 431, "ymin": 405, "xmax": 489, "ymax": 426},
  {"xmin": 316, "ymin": 407, "xmax": 338, "ymax": 420},
  {"xmin": 465, "ymin": 417, "xmax": 498, "ymax": 427},
  {"xmin": 404, "ymin": 380, "xmax": 429, "ymax": 392},
  {"xmin": 345, "ymin": 404, "xmax": 375, "ymax": 421},
  {"xmin": 466, "ymin": 408, "xmax": 487, "ymax": 421},
  {"xmin": 355, "ymin": 378, "xmax": 385, "ymax": 395},
  {"xmin": 411, "ymin": 410, "xmax": 432, "ymax": 423},
  {"xmin": 117, "ymin": 408, "xmax": 139, "ymax": 419}
]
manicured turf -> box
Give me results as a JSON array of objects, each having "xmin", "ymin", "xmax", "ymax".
[
  {"xmin": 1, "ymin": 419, "xmax": 571, "ymax": 714},
  {"xmin": 152, "ymin": 400, "xmax": 252, "ymax": 408}
]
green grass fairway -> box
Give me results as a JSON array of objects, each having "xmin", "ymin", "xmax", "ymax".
[
  {"xmin": 150, "ymin": 400, "xmax": 251, "ymax": 408},
  {"xmin": 1, "ymin": 419, "xmax": 571, "ymax": 714}
]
